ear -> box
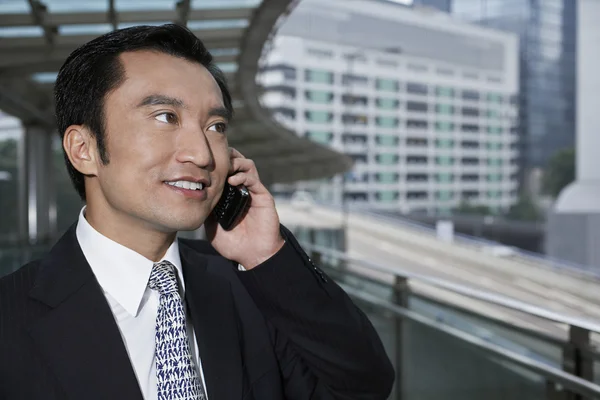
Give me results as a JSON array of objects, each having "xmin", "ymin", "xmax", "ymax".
[{"xmin": 62, "ymin": 125, "xmax": 100, "ymax": 176}]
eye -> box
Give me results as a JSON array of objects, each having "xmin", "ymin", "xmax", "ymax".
[
  {"xmin": 208, "ymin": 122, "xmax": 228, "ymax": 133},
  {"xmin": 155, "ymin": 112, "xmax": 178, "ymax": 124}
]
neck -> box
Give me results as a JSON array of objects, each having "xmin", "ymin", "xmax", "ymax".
[{"xmin": 83, "ymin": 203, "xmax": 177, "ymax": 263}]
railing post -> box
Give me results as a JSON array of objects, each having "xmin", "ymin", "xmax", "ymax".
[
  {"xmin": 563, "ymin": 325, "xmax": 593, "ymax": 400},
  {"xmin": 393, "ymin": 276, "xmax": 409, "ymax": 400}
]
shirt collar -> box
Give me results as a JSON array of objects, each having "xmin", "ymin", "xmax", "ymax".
[{"xmin": 75, "ymin": 207, "xmax": 184, "ymax": 317}]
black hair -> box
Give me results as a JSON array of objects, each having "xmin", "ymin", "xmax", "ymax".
[{"xmin": 54, "ymin": 23, "xmax": 233, "ymax": 200}]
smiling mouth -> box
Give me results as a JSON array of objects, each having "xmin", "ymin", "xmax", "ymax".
[{"xmin": 165, "ymin": 180, "xmax": 205, "ymax": 190}]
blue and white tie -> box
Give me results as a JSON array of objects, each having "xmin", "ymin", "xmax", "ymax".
[{"xmin": 149, "ymin": 261, "xmax": 206, "ymax": 400}]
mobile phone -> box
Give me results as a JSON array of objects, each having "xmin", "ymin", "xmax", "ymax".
[{"xmin": 212, "ymin": 182, "xmax": 250, "ymax": 230}]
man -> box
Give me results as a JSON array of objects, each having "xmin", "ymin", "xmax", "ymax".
[{"xmin": 0, "ymin": 24, "xmax": 394, "ymax": 399}]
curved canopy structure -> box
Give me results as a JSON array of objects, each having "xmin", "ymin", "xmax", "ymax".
[{"xmin": 0, "ymin": 0, "xmax": 352, "ymax": 184}]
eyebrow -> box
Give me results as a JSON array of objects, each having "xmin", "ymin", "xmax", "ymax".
[
  {"xmin": 136, "ymin": 94, "xmax": 232, "ymax": 122},
  {"xmin": 137, "ymin": 94, "xmax": 186, "ymax": 109},
  {"xmin": 208, "ymin": 106, "xmax": 233, "ymax": 123}
]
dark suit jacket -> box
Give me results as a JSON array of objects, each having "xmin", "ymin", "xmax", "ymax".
[{"xmin": 0, "ymin": 224, "xmax": 394, "ymax": 399}]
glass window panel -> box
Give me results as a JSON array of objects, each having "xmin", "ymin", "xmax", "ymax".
[
  {"xmin": 0, "ymin": 113, "xmax": 21, "ymax": 243},
  {"xmin": 305, "ymin": 69, "xmax": 334, "ymax": 84},
  {"xmin": 376, "ymin": 117, "xmax": 399, "ymax": 128},
  {"xmin": 305, "ymin": 90, "xmax": 333, "ymax": 104},
  {"xmin": 47, "ymin": 0, "xmax": 108, "ymax": 12},
  {"xmin": 0, "ymin": 26, "xmax": 43, "ymax": 38},
  {"xmin": 191, "ymin": 0, "xmax": 261, "ymax": 9},
  {"xmin": 376, "ymin": 98, "xmax": 399, "ymax": 110},
  {"xmin": 305, "ymin": 111, "xmax": 333, "ymax": 123},
  {"xmin": 306, "ymin": 130, "xmax": 332, "ymax": 144},
  {"xmin": 0, "ymin": 1, "xmax": 30, "ymax": 13},
  {"xmin": 377, "ymin": 153, "xmax": 399, "ymax": 165},
  {"xmin": 59, "ymin": 24, "xmax": 113, "ymax": 36},
  {"xmin": 376, "ymin": 78, "xmax": 399, "ymax": 92},
  {"xmin": 376, "ymin": 135, "xmax": 399, "ymax": 146}
]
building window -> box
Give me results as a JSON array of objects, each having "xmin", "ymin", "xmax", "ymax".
[
  {"xmin": 305, "ymin": 130, "xmax": 333, "ymax": 144},
  {"xmin": 436, "ymin": 139, "xmax": 454, "ymax": 148},
  {"xmin": 342, "ymin": 94, "xmax": 368, "ymax": 106},
  {"xmin": 407, "ymin": 101, "xmax": 428, "ymax": 113},
  {"xmin": 342, "ymin": 114, "xmax": 368, "ymax": 125},
  {"xmin": 461, "ymin": 174, "xmax": 479, "ymax": 182},
  {"xmin": 406, "ymin": 138, "xmax": 428, "ymax": 147},
  {"xmin": 376, "ymin": 78, "xmax": 399, "ymax": 92},
  {"xmin": 350, "ymin": 154, "xmax": 368, "ymax": 163},
  {"xmin": 461, "ymin": 157, "xmax": 480, "ymax": 165},
  {"xmin": 306, "ymin": 48, "xmax": 334, "ymax": 58},
  {"xmin": 462, "ymin": 90, "xmax": 480, "ymax": 101},
  {"xmin": 376, "ymin": 154, "xmax": 400, "ymax": 165},
  {"xmin": 376, "ymin": 116, "xmax": 399, "ymax": 128},
  {"xmin": 407, "ymin": 63, "xmax": 428, "ymax": 72},
  {"xmin": 375, "ymin": 172, "xmax": 400, "ymax": 183},
  {"xmin": 342, "ymin": 133, "xmax": 367, "ymax": 144},
  {"xmin": 407, "ymin": 191, "xmax": 428, "ymax": 200},
  {"xmin": 376, "ymin": 135, "xmax": 399, "ymax": 146},
  {"xmin": 487, "ymin": 92, "xmax": 503, "ymax": 103},
  {"xmin": 436, "ymin": 68, "xmax": 454, "ymax": 76},
  {"xmin": 376, "ymin": 98, "xmax": 400, "ymax": 110},
  {"xmin": 375, "ymin": 191, "xmax": 400, "ymax": 202},
  {"xmin": 406, "ymin": 82, "xmax": 428, "ymax": 95},
  {"xmin": 463, "ymin": 72, "xmax": 479, "ymax": 80},
  {"xmin": 486, "ymin": 174, "xmax": 503, "ymax": 182},
  {"xmin": 486, "ymin": 191, "xmax": 503, "ymax": 199},
  {"xmin": 461, "ymin": 124, "xmax": 480, "ymax": 133},
  {"xmin": 487, "ymin": 158, "xmax": 503, "ymax": 166},
  {"xmin": 435, "ymin": 122, "xmax": 455, "ymax": 132},
  {"xmin": 262, "ymin": 64, "xmax": 297, "ymax": 80},
  {"xmin": 305, "ymin": 90, "xmax": 334, "ymax": 104},
  {"xmin": 342, "ymin": 73, "xmax": 368, "ymax": 86},
  {"xmin": 305, "ymin": 69, "xmax": 334, "ymax": 84},
  {"xmin": 487, "ymin": 126, "xmax": 504, "ymax": 134},
  {"xmin": 486, "ymin": 142, "xmax": 503, "ymax": 150},
  {"xmin": 407, "ymin": 119, "xmax": 428, "ymax": 129},
  {"xmin": 486, "ymin": 109, "xmax": 500, "ymax": 119},
  {"xmin": 435, "ymin": 173, "xmax": 454, "ymax": 182},
  {"xmin": 436, "ymin": 86, "xmax": 454, "ymax": 97},
  {"xmin": 406, "ymin": 156, "xmax": 428, "ymax": 164},
  {"xmin": 435, "ymin": 104, "xmax": 454, "ymax": 115},
  {"xmin": 436, "ymin": 191, "xmax": 454, "ymax": 200},
  {"xmin": 305, "ymin": 110, "xmax": 333, "ymax": 123},
  {"xmin": 462, "ymin": 191, "xmax": 479, "ymax": 200},
  {"xmin": 462, "ymin": 107, "xmax": 479, "ymax": 117},
  {"xmin": 272, "ymin": 107, "xmax": 295, "ymax": 120},
  {"xmin": 406, "ymin": 173, "xmax": 428, "ymax": 182},
  {"xmin": 435, "ymin": 156, "xmax": 455, "ymax": 166},
  {"xmin": 461, "ymin": 140, "xmax": 479, "ymax": 149},
  {"xmin": 377, "ymin": 59, "xmax": 398, "ymax": 68}
]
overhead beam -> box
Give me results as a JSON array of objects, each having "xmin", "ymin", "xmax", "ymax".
[
  {"xmin": 0, "ymin": 29, "xmax": 244, "ymax": 49},
  {"xmin": 27, "ymin": 0, "xmax": 56, "ymax": 46},
  {"xmin": 0, "ymin": 80, "xmax": 54, "ymax": 127},
  {"xmin": 0, "ymin": 53, "xmax": 239, "ymax": 77},
  {"xmin": 176, "ymin": 0, "xmax": 192, "ymax": 26},
  {"xmin": 0, "ymin": 7, "xmax": 253, "ymax": 27},
  {"xmin": 108, "ymin": 0, "xmax": 118, "ymax": 31}
]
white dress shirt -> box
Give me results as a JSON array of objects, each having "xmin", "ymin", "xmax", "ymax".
[{"xmin": 75, "ymin": 208, "xmax": 208, "ymax": 400}]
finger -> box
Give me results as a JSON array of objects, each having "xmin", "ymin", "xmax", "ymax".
[
  {"xmin": 229, "ymin": 147, "xmax": 246, "ymax": 159},
  {"xmin": 228, "ymin": 172, "xmax": 260, "ymax": 189},
  {"xmin": 231, "ymin": 157, "xmax": 256, "ymax": 174}
]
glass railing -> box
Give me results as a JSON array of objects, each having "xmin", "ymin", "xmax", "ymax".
[{"xmin": 299, "ymin": 234, "xmax": 600, "ymax": 400}]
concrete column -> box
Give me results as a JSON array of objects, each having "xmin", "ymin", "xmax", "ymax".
[
  {"xmin": 546, "ymin": 0, "xmax": 600, "ymax": 268},
  {"xmin": 18, "ymin": 125, "xmax": 55, "ymax": 244}
]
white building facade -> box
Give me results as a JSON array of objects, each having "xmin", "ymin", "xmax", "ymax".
[{"xmin": 261, "ymin": 0, "xmax": 519, "ymax": 214}]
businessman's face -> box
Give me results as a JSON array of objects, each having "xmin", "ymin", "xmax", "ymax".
[{"xmin": 87, "ymin": 51, "xmax": 231, "ymax": 232}]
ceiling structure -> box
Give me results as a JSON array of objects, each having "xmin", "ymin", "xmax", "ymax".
[{"xmin": 0, "ymin": 0, "xmax": 352, "ymax": 184}]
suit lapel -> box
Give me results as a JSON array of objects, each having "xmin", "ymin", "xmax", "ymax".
[
  {"xmin": 180, "ymin": 241, "xmax": 243, "ymax": 400},
  {"xmin": 28, "ymin": 225, "xmax": 143, "ymax": 400}
]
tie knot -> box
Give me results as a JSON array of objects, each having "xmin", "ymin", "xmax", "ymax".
[{"xmin": 148, "ymin": 261, "xmax": 180, "ymax": 295}]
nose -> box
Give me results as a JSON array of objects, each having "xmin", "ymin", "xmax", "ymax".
[{"xmin": 175, "ymin": 126, "xmax": 214, "ymax": 169}]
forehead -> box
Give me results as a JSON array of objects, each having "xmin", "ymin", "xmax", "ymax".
[{"xmin": 113, "ymin": 50, "xmax": 224, "ymax": 108}]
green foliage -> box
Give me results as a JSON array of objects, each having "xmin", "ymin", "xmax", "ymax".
[
  {"xmin": 506, "ymin": 194, "xmax": 542, "ymax": 222},
  {"xmin": 542, "ymin": 147, "xmax": 575, "ymax": 198}
]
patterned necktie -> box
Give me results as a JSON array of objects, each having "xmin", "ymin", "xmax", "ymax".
[{"xmin": 148, "ymin": 261, "xmax": 207, "ymax": 400}]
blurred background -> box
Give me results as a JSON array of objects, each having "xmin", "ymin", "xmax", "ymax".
[{"xmin": 2, "ymin": 0, "xmax": 600, "ymax": 398}]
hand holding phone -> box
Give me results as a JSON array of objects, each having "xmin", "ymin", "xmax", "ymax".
[{"xmin": 212, "ymin": 182, "xmax": 251, "ymax": 231}]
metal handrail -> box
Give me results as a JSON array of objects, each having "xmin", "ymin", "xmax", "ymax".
[
  {"xmin": 344, "ymin": 286, "xmax": 600, "ymax": 399},
  {"xmin": 303, "ymin": 243, "xmax": 600, "ymax": 334}
]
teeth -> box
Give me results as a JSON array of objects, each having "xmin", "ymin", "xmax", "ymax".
[{"xmin": 166, "ymin": 180, "xmax": 204, "ymax": 190}]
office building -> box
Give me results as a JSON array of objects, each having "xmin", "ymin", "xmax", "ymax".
[
  {"xmin": 261, "ymin": 0, "xmax": 519, "ymax": 214},
  {"xmin": 450, "ymin": 0, "xmax": 577, "ymax": 189}
]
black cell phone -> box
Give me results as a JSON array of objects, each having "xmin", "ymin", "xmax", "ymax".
[{"xmin": 212, "ymin": 182, "xmax": 251, "ymax": 230}]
